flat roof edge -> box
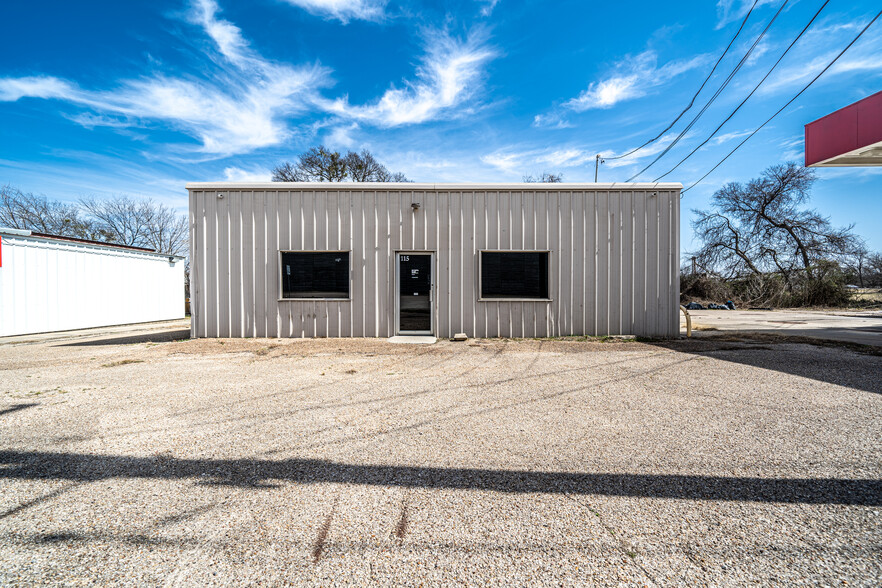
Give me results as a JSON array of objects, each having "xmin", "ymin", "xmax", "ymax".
[
  {"xmin": 1, "ymin": 231, "xmax": 185, "ymax": 259},
  {"xmin": 185, "ymin": 182, "xmax": 684, "ymax": 191}
]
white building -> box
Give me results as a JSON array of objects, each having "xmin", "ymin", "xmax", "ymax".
[{"xmin": 0, "ymin": 228, "xmax": 185, "ymax": 337}]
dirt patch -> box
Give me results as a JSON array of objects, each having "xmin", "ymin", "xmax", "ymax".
[
  {"xmin": 668, "ymin": 332, "xmax": 882, "ymax": 356},
  {"xmin": 101, "ymin": 359, "xmax": 144, "ymax": 368}
]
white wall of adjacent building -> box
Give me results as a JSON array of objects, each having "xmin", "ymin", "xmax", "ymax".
[{"xmin": 0, "ymin": 229, "xmax": 185, "ymax": 337}]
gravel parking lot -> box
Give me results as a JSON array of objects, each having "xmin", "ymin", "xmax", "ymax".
[{"xmin": 1, "ymin": 329, "xmax": 880, "ymax": 586}]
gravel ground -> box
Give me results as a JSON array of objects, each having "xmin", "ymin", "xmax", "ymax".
[{"xmin": 0, "ymin": 332, "xmax": 880, "ymax": 586}]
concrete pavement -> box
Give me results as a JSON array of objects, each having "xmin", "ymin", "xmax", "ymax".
[{"xmin": 682, "ymin": 308, "xmax": 882, "ymax": 347}]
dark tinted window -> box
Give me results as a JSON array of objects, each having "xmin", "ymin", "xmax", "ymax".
[
  {"xmin": 281, "ymin": 252, "xmax": 349, "ymax": 299},
  {"xmin": 481, "ymin": 252, "xmax": 549, "ymax": 299}
]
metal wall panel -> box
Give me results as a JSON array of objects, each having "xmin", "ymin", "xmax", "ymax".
[
  {"xmin": 188, "ymin": 185, "xmax": 681, "ymax": 339},
  {"xmin": 0, "ymin": 232, "xmax": 185, "ymax": 337}
]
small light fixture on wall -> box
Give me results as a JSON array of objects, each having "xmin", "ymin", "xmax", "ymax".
[
  {"xmin": 218, "ymin": 193, "xmax": 224, "ymax": 199},
  {"xmin": 411, "ymin": 202, "xmax": 421, "ymax": 211}
]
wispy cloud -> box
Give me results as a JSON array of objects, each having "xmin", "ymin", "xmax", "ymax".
[
  {"xmin": 481, "ymin": 146, "xmax": 595, "ymax": 175},
  {"xmin": 532, "ymin": 112, "xmax": 572, "ymax": 129},
  {"xmin": 599, "ymin": 132, "xmax": 689, "ymax": 168},
  {"xmin": 715, "ymin": 0, "xmax": 778, "ymax": 30},
  {"xmin": 326, "ymin": 123, "xmax": 360, "ymax": 148},
  {"xmin": 0, "ymin": 76, "xmax": 75, "ymax": 101},
  {"xmin": 563, "ymin": 50, "xmax": 707, "ymax": 112},
  {"xmin": 280, "ymin": 0, "xmax": 387, "ymax": 23},
  {"xmin": 318, "ymin": 28, "xmax": 496, "ymax": 126},
  {"xmin": 222, "ymin": 166, "xmax": 273, "ymax": 182},
  {"xmin": 0, "ymin": 0, "xmax": 330, "ymax": 157},
  {"xmin": 707, "ymin": 129, "xmax": 753, "ymax": 147},
  {"xmin": 479, "ymin": 0, "xmax": 500, "ymax": 17},
  {"xmin": 756, "ymin": 23, "xmax": 882, "ymax": 97},
  {"xmin": 777, "ymin": 136, "xmax": 803, "ymax": 162},
  {"xmin": 481, "ymin": 150, "xmax": 533, "ymax": 174}
]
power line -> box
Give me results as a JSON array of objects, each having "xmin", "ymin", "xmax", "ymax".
[
  {"xmin": 681, "ymin": 8, "xmax": 882, "ymax": 194},
  {"xmin": 604, "ymin": 0, "xmax": 760, "ymax": 162},
  {"xmin": 626, "ymin": 0, "xmax": 790, "ymax": 181},
  {"xmin": 653, "ymin": 0, "xmax": 830, "ymax": 182}
]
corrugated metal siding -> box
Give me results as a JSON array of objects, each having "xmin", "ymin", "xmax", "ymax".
[
  {"xmin": 189, "ymin": 187, "xmax": 680, "ymax": 339},
  {"xmin": 0, "ymin": 234, "xmax": 186, "ymax": 337}
]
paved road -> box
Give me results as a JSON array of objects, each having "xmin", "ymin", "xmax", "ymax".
[
  {"xmin": 1, "ymin": 331, "xmax": 880, "ymax": 585},
  {"xmin": 0, "ymin": 319, "xmax": 191, "ymax": 346},
  {"xmin": 682, "ymin": 308, "xmax": 882, "ymax": 347}
]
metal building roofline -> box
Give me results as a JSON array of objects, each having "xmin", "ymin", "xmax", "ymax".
[
  {"xmin": 0, "ymin": 228, "xmax": 185, "ymax": 260},
  {"xmin": 185, "ymin": 182, "xmax": 683, "ymax": 191}
]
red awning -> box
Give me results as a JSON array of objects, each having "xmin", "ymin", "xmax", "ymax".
[{"xmin": 804, "ymin": 91, "xmax": 882, "ymax": 167}]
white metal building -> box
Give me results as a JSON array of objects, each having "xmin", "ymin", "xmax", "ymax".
[
  {"xmin": 0, "ymin": 228, "xmax": 186, "ymax": 337},
  {"xmin": 188, "ymin": 183, "xmax": 681, "ymax": 339}
]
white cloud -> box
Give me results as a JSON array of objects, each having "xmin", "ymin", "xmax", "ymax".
[
  {"xmin": 190, "ymin": 0, "xmax": 252, "ymax": 65},
  {"xmin": 564, "ymin": 51, "xmax": 707, "ymax": 112},
  {"xmin": 537, "ymin": 149, "xmax": 593, "ymax": 168},
  {"xmin": 745, "ymin": 13, "xmax": 882, "ymax": 98},
  {"xmin": 65, "ymin": 112, "xmax": 132, "ymax": 129},
  {"xmin": 481, "ymin": 151, "xmax": 529, "ymax": 174},
  {"xmin": 0, "ymin": 0, "xmax": 330, "ymax": 157},
  {"xmin": 0, "ymin": 76, "xmax": 75, "ymax": 101},
  {"xmin": 280, "ymin": 0, "xmax": 387, "ymax": 23},
  {"xmin": 479, "ymin": 0, "xmax": 500, "ymax": 17},
  {"xmin": 326, "ymin": 123, "xmax": 360, "ymax": 148},
  {"xmin": 318, "ymin": 28, "xmax": 496, "ymax": 127},
  {"xmin": 778, "ymin": 136, "xmax": 804, "ymax": 162},
  {"xmin": 532, "ymin": 112, "xmax": 572, "ymax": 129},
  {"xmin": 715, "ymin": 0, "xmax": 778, "ymax": 30},
  {"xmin": 759, "ymin": 52, "xmax": 882, "ymax": 96},
  {"xmin": 481, "ymin": 146, "xmax": 593, "ymax": 174},
  {"xmin": 745, "ymin": 39, "xmax": 770, "ymax": 66},
  {"xmin": 600, "ymin": 133, "xmax": 687, "ymax": 168},
  {"xmin": 222, "ymin": 166, "xmax": 273, "ymax": 182},
  {"xmin": 707, "ymin": 129, "xmax": 752, "ymax": 147}
]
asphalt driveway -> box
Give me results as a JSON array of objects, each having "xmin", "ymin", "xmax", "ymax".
[{"xmin": 1, "ymin": 330, "xmax": 880, "ymax": 585}]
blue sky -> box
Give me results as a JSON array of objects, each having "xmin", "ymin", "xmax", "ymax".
[{"xmin": 1, "ymin": 0, "xmax": 880, "ymax": 253}]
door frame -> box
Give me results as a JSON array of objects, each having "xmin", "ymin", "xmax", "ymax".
[{"xmin": 394, "ymin": 251, "xmax": 435, "ymax": 336}]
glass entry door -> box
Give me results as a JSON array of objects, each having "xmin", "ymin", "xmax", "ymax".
[{"xmin": 397, "ymin": 253, "xmax": 433, "ymax": 334}]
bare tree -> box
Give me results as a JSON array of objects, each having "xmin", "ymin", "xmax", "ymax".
[
  {"xmin": 142, "ymin": 203, "xmax": 189, "ymax": 256},
  {"xmin": 380, "ymin": 171, "xmax": 410, "ymax": 182},
  {"xmin": 711, "ymin": 163, "xmax": 858, "ymax": 279},
  {"xmin": 344, "ymin": 150, "xmax": 385, "ymax": 182},
  {"xmin": 688, "ymin": 162, "xmax": 867, "ymax": 306},
  {"xmin": 691, "ymin": 211, "xmax": 762, "ymax": 278},
  {"xmin": 866, "ymin": 253, "xmax": 882, "ymax": 288},
  {"xmin": 272, "ymin": 146, "xmax": 409, "ymax": 182},
  {"xmin": 272, "ymin": 146, "xmax": 348, "ymax": 182},
  {"xmin": 79, "ymin": 196, "xmax": 152, "ymax": 247},
  {"xmin": 79, "ymin": 196, "xmax": 188, "ymax": 255},
  {"xmin": 0, "ymin": 185, "xmax": 101, "ymax": 238},
  {"xmin": 842, "ymin": 240, "xmax": 877, "ymax": 288},
  {"xmin": 2, "ymin": 184, "xmax": 188, "ymax": 258},
  {"xmin": 523, "ymin": 172, "xmax": 563, "ymax": 183},
  {"xmin": 693, "ymin": 163, "xmax": 859, "ymax": 279}
]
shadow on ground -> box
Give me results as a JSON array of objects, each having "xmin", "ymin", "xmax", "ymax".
[
  {"xmin": 57, "ymin": 329, "xmax": 191, "ymax": 347},
  {"xmin": 652, "ymin": 335, "xmax": 882, "ymax": 395},
  {"xmin": 0, "ymin": 450, "xmax": 878, "ymax": 507},
  {"xmin": 0, "ymin": 404, "xmax": 38, "ymax": 417}
]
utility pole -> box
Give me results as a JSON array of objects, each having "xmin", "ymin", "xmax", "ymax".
[{"xmin": 594, "ymin": 154, "xmax": 604, "ymax": 182}]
